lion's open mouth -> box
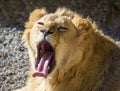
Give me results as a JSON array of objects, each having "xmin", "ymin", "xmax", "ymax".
[{"xmin": 32, "ymin": 40, "xmax": 55, "ymax": 78}]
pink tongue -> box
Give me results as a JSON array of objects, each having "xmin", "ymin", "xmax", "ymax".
[{"xmin": 32, "ymin": 52, "xmax": 53, "ymax": 77}]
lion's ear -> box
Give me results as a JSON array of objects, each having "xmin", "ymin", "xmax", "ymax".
[
  {"xmin": 76, "ymin": 19, "xmax": 94, "ymax": 35},
  {"xmin": 25, "ymin": 8, "xmax": 47, "ymax": 29},
  {"xmin": 22, "ymin": 8, "xmax": 47, "ymax": 46}
]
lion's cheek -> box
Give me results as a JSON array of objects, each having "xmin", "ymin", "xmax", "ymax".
[
  {"xmin": 29, "ymin": 31, "xmax": 42, "ymax": 47},
  {"xmin": 55, "ymin": 46, "xmax": 83, "ymax": 70}
]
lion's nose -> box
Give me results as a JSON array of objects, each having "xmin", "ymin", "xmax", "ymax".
[{"xmin": 40, "ymin": 29, "xmax": 53, "ymax": 39}]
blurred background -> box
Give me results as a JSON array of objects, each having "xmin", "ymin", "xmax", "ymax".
[
  {"xmin": 0, "ymin": 0, "xmax": 120, "ymax": 39},
  {"xmin": 0, "ymin": 0, "xmax": 120, "ymax": 91}
]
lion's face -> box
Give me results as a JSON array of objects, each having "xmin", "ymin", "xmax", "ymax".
[
  {"xmin": 30, "ymin": 14, "xmax": 78, "ymax": 51},
  {"xmin": 23, "ymin": 8, "xmax": 94, "ymax": 78}
]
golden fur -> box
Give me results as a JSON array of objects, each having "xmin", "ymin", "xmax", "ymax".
[{"xmin": 15, "ymin": 8, "xmax": 120, "ymax": 91}]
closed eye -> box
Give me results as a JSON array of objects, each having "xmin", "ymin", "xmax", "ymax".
[
  {"xmin": 38, "ymin": 22, "xmax": 44, "ymax": 25},
  {"xmin": 57, "ymin": 26, "xmax": 68, "ymax": 32}
]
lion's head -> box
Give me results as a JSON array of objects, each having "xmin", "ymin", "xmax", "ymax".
[{"xmin": 22, "ymin": 8, "xmax": 96, "ymax": 81}]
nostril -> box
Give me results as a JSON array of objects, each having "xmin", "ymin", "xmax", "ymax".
[
  {"xmin": 40, "ymin": 30, "xmax": 45, "ymax": 33},
  {"xmin": 47, "ymin": 31, "xmax": 53, "ymax": 35}
]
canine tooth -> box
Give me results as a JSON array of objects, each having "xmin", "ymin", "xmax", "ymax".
[{"xmin": 48, "ymin": 66, "xmax": 50, "ymax": 70}]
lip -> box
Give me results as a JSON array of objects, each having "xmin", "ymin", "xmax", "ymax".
[{"xmin": 32, "ymin": 40, "xmax": 55, "ymax": 77}]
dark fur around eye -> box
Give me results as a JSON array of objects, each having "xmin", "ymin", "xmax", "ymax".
[
  {"xmin": 57, "ymin": 26, "xmax": 68, "ymax": 31},
  {"xmin": 38, "ymin": 22, "xmax": 44, "ymax": 25}
]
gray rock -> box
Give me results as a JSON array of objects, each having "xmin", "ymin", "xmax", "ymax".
[{"xmin": 0, "ymin": 26, "xmax": 29, "ymax": 91}]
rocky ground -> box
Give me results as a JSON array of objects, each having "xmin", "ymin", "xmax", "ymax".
[{"xmin": 0, "ymin": 25, "xmax": 29, "ymax": 91}]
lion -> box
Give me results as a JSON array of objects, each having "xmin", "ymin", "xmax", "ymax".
[{"xmin": 15, "ymin": 8, "xmax": 120, "ymax": 91}]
